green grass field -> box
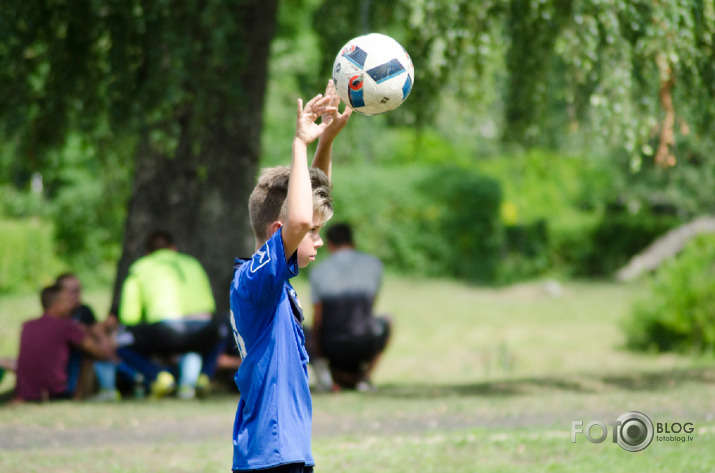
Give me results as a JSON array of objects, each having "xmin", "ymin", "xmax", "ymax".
[{"xmin": 1, "ymin": 275, "xmax": 713, "ymax": 472}]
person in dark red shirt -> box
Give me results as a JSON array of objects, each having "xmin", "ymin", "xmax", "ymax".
[{"xmin": 13, "ymin": 284, "xmax": 114, "ymax": 402}]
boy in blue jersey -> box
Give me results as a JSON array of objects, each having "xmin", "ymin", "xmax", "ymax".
[{"xmin": 229, "ymin": 80, "xmax": 352, "ymax": 473}]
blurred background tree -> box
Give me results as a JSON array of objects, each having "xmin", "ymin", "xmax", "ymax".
[{"xmin": 0, "ymin": 0, "xmax": 279, "ymax": 311}]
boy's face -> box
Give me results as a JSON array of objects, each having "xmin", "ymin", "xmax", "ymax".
[
  {"xmin": 53, "ymin": 289, "xmax": 75, "ymax": 318},
  {"xmin": 297, "ymin": 216, "xmax": 326, "ymax": 268},
  {"xmin": 59, "ymin": 277, "xmax": 82, "ymax": 309}
]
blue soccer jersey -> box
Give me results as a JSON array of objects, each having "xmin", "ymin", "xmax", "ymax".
[{"xmin": 229, "ymin": 228, "xmax": 314, "ymax": 471}]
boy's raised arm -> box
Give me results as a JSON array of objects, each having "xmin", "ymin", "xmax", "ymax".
[
  {"xmin": 282, "ymin": 94, "xmax": 335, "ymax": 260},
  {"xmin": 312, "ymin": 80, "xmax": 353, "ymax": 180}
]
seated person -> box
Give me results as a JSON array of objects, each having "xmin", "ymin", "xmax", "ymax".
[
  {"xmin": 116, "ymin": 230, "xmax": 225, "ymax": 399},
  {"xmin": 308, "ymin": 222, "xmax": 392, "ymax": 392},
  {"xmin": 85, "ymin": 310, "xmax": 152, "ymax": 401},
  {"xmin": 13, "ymin": 284, "xmax": 115, "ymax": 402},
  {"xmin": 55, "ymin": 272, "xmax": 119, "ymax": 400}
]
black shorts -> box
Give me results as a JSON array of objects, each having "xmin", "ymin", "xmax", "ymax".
[
  {"xmin": 119, "ymin": 319, "xmax": 222, "ymax": 356},
  {"xmin": 234, "ymin": 463, "xmax": 313, "ymax": 473},
  {"xmin": 322, "ymin": 317, "xmax": 391, "ymax": 372}
]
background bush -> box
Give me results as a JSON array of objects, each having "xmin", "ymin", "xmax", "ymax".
[
  {"xmin": 322, "ymin": 149, "xmax": 690, "ymax": 284},
  {"xmin": 0, "ymin": 124, "xmax": 703, "ymax": 290},
  {"xmin": 625, "ymin": 234, "xmax": 715, "ymax": 353},
  {"xmin": 329, "ymin": 164, "xmax": 502, "ymax": 283},
  {"xmin": 0, "ymin": 218, "xmax": 64, "ymax": 293},
  {"xmin": 473, "ymin": 150, "xmax": 613, "ymax": 280},
  {"xmin": 579, "ymin": 210, "xmax": 682, "ymax": 277}
]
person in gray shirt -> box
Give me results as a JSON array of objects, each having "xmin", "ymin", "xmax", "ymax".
[{"xmin": 308, "ymin": 222, "xmax": 392, "ymax": 392}]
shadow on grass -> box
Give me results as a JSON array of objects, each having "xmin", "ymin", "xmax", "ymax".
[
  {"xmin": 2, "ymin": 367, "xmax": 713, "ymax": 405},
  {"xmin": 372, "ymin": 366, "xmax": 715, "ymax": 399}
]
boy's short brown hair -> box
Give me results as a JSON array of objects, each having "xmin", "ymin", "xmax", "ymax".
[
  {"xmin": 248, "ymin": 166, "xmax": 333, "ymax": 244},
  {"xmin": 40, "ymin": 285, "xmax": 63, "ymax": 310}
]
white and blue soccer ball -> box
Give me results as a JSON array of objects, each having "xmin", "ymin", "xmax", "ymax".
[{"xmin": 332, "ymin": 33, "xmax": 415, "ymax": 115}]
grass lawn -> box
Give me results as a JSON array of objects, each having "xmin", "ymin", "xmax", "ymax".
[{"xmin": 1, "ymin": 275, "xmax": 713, "ymax": 472}]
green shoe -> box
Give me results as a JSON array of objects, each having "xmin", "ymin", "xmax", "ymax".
[
  {"xmin": 195, "ymin": 374, "xmax": 211, "ymax": 399},
  {"xmin": 150, "ymin": 371, "xmax": 176, "ymax": 399},
  {"xmin": 88, "ymin": 389, "xmax": 121, "ymax": 402}
]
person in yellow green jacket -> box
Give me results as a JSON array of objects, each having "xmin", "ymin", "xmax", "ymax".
[{"xmin": 115, "ymin": 230, "xmax": 224, "ymax": 400}]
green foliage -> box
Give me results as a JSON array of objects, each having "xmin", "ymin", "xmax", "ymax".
[
  {"xmin": 321, "ymin": 147, "xmax": 690, "ymax": 283},
  {"xmin": 475, "ymin": 150, "xmax": 614, "ymax": 224},
  {"xmin": 310, "ymin": 0, "xmax": 715, "ymax": 158},
  {"xmin": 0, "ymin": 0, "xmax": 105, "ymax": 156},
  {"xmin": 544, "ymin": 210, "xmax": 682, "ymax": 279},
  {"xmin": 610, "ymin": 139, "xmax": 715, "ymax": 218},
  {"xmin": 470, "ymin": 149, "xmax": 696, "ymax": 279},
  {"xmin": 473, "ymin": 150, "xmax": 615, "ymax": 279},
  {"xmin": 330, "ymin": 164, "xmax": 502, "ymax": 282},
  {"xmin": 500, "ymin": 220, "xmax": 551, "ymax": 282},
  {"xmin": 428, "ymin": 168, "xmax": 503, "ymax": 281},
  {"xmin": 0, "ymin": 0, "xmax": 272, "ymax": 155},
  {"xmin": 0, "ymin": 132, "xmax": 132, "ymax": 285},
  {"xmin": 583, "ymin": 210, "xmax": 682, "ymax": 277},
  {"xmin": 1, "ymin": 0, "xmax": 714, "ymax": 293},
  {"xmin": 1, "ymin": 0, "xmax": 275, "ymax": 290},
  {"xmin": 0, "ymin": 218, "xmax": 63, "ymax": 293},
  {"xmin": 625, "ymin": 234, "xmax": 715, "ymax": 353},
  {"xmin": 45, "ymin": 134, "xmax": 130, "ymax": 281},
  {"xmin": 547, "ymin": 213, "xmax": 601, "ymax": 276},
  {"xmin": 562, "ymin": 136, "xmax": 715, "ymax": 277},
  {"xmin": 503, "ymin": 0, "xmax": 573, "ymax": 145},
  {"xmin": 0, "ymin": 184, "xmax": 46, "ymax": 219}
]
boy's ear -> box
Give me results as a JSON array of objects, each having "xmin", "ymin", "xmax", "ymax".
[{"xmin": 268, "ymin": 221, "xmax": 283, "ymax": 235}]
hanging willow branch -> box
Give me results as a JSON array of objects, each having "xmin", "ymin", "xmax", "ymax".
[{"xmin": 655, "ymin": 53, "xmax": 676, "ymax": 168}]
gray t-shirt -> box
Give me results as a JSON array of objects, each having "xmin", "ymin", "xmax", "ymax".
[
  {"xmin": 310, "ymin": 249, "xmax": 382, "ymax": 303},
  {"xmin": 309, "ymin": 249, "xmax": 383, "ymax": 339}
]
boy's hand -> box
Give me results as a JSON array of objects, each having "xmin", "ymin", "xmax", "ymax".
[
  {"xmin": 320, "ymin": 80, "xmax": 353, "ymax": 142},
  {"xmin": 295, "ymin": 94, "xmax": 336, "ymax": 145}
]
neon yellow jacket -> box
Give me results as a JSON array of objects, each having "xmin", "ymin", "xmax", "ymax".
[{"xmin": 119, "ymin": 249, "xmax": 216, "ymax": 325}]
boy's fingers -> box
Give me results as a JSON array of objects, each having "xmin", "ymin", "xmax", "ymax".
[
  {"xmin": 305, "ymin": 93, "xmax": 324, "ymax": 110},
  {"xmin": 325, "ymin": 79, "xmax": 336, "ymax": 96},
  {"xmin": 328, "ymin": 93, "xmax": 340, "ymax": 108},
  {"xmin": 313, "ymin": 96, "xmax": 333, "ymax": 111},
  {"xmin": 308, "ymin": 100, "xmax": 337, "ymax": 119}
]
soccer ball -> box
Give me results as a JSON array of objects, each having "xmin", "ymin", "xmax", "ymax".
[{"xmin": 332, "ymin": 33, "xmax": 414, "ymax": 115}]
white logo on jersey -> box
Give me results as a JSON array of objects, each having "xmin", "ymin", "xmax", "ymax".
[
  {"xmin": 230, "ymin": 309, "xmax": 247, "ymax": 359},
  {"xmin": 250, "ymin": 244, "xmax": 271, "ymax": 273}
]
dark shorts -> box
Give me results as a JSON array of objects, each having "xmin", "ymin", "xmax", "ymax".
[
  {"xmin": 322, "ymin": 316, "xmax": 391, "ymax": 372},
  {"xmin": 119, "ymin": 319, "xmax": 222, "ymax": 356},
  {"xmin": 234, "ymin": 463, "xmax": 314, "ymax": 473}
]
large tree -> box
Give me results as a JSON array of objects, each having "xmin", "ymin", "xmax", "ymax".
[{"xmin": 0, "ymin": 0, "xmax": 279, "ymax": 313}]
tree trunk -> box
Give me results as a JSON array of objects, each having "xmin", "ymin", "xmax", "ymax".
[{"xmin": 111, "ymin": 0, "xmax": 278, "ymax": 316}]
